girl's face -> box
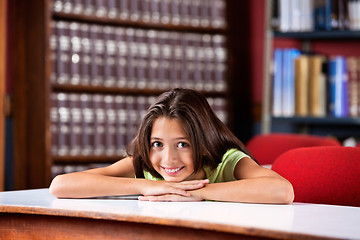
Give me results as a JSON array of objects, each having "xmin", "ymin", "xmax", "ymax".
[{"xmin": 149, "ymin": 117, "xmax": 204, "ymax": 182}]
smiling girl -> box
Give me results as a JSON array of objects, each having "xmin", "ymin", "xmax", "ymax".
[{"xmin": 50, "ymin": 88, "xmax": 294, "ymax": 203}]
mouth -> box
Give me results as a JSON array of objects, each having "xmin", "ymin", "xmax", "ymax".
[{"xmin": 161, "ymin": 166, "xmax": 185, "ymax": 175}]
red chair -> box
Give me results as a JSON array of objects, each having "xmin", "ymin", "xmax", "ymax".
[
  {"xmin": 246, "ymin": 133, "xmax": 341, "ymax": 165},
  {"xmin": 272, "ymin": 146, "xmax": 360, "ymax": 207}
]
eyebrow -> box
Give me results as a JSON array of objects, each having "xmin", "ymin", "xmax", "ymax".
[{"xmin": 150, "ymin": 137, "xmax": 189, "ymax": 141}]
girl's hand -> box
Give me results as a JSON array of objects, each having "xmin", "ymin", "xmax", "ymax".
[
  {"xmin": 138, "ymin": 193, "xmax": 203, "ymax": 202},
  {"xmin": 140, "ymin": 179, "xmax": 209, "ymax": 200}
]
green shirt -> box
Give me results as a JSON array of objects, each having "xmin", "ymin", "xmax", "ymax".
[{"xmin": 143, "ymin": 148, "xmax": 249, "ymax": 183}]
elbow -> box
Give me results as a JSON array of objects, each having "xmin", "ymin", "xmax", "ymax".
[
  {"xmin": 49, "ymin": 175, "xmax": 66, "ymax": 198},
  {"xmin": 278, "ymin": 180, "xmax": 295, "ymax": 204}
]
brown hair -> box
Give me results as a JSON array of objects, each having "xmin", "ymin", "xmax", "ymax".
[{"xmin": 127, "ymin": 88, "xmax": 253, "ymax": 178}]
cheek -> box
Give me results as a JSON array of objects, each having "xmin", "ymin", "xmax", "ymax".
[{"xmin": 149, "ymin": 151, "xmax": 161, "ymax": 167}]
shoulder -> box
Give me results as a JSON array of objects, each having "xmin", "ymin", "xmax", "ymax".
[
  {"xmin": 205, "ymin": 149, "xmax": 250, "ymax": 183},
  {"xmin": 222, "ymin": 148, "xmax": 250, "ymax": 162}
]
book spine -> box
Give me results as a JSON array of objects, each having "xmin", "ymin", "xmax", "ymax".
[
  {"xmin": 69, "ymin": 93, "xmax": 82, "ymax": 156},
  {"xmin": 95, "ymin": 0, "xmax": 108, "ymax": 17},
  {"xmin": 104, "ymin": 95, "xmax": 117, "ymax": 156},
  {"xmin": 50, "ymin": 21, "xmax": 58, "ymax": 84},
  {"xmin": 160, "ymin": 0, "xmax": 171, "ymax": 24},
  {"xmin": 212, "ymin": 34, "xmax": 227, "ymax": 92},
  {"xmin": 347, "ymin": 57, "xmax": 359, "ymax": 117},
  {"xmin": 56, "ymin": 21, "xmax": 71, "ymax": 85},
  {"xmin": 130, "ymin": 0, "xmax": 140, "ymax": 21},
  {"xmin": 115, "ymin": 27, "xmax": 127, "ymax": 88},
  {"xmin": 81, "ymin": 93, "xmax": 94, "ymax": 156},
  {"xmin": 180, "ymin": 0, "xmax": 191, "ymax": 26},
  {"xmin": 200, "ymin": 0, "xmax": 210, "ymax": 27},
  {"xmin": 115, "ymin": 96, "xmax": 127, "ymax": 156},
  {"xmin": 170, "ymin": 0, "xmax": 181, "ymax": 25},
  {"xmin": 341, "ymin": 56, "xmax": 349, "ymax": 117},
  {"xmin": 50, "ymin": 93, "xmax": 59, "ymax": 156},
  {"xmin": 69, "ymin": 22, "xmax": 81, "ymax": 85},
  {"xmin": 103, "ymin": 26, "xmax": 117, "ymax": 87},
  {"xmin": 126, "ymin": 28, "xmax": 137, "ymax": 88},
  {"xmin": 119, "ymin": 0, "xmax": 130, "ymax": 20},
  {"xmin": 151, "ymin": 0, "xmax": 161, "ymax": 23},
  {"xmin": 135, "ymin": 29, "xmax": 148, "ymax": 89},
  {"xmin": 79, "ymin": 23, "xmax": 91, "ymax": 86},
  {"xmin": 57, "ymin": 93, "xmax": 70, "ymax": 156},
  {"xmin": 83, "ymin": 0, "xmax": 95, "ymax": 16},
  {"xmin": 141, "ymin": 0, "xmax": 151, "ymax": 22},
  {"xmin": 193, "ymin": 33, "xmax": 203, "ymax": 91},
  {"xmin": 294, "ymin": 55, "xmax": 309, "ymax": 116},
  {"xmin": 157, "ymin": 31, "xmax": 168, "ymax": 90},
  {"xmin": 147, "ymin": 30, "xmax": 159, "ymax": 89},
  {"xmin": 273, "ymin": 49, "xmax": 283, "ymax": 117},
  {"xmin": 126, "ymin": 96, "xmax": 137, "ymax": 145},
  {"xmin": 93, "ymin": 94, "xmax": 106, "ymax": 156},
  {"xmin": 210, "ymin": 0, "xmax": 226, "ymax": 28},
  {"xmin": 308, "ymin": 55, "xmax": 327, "ymax": 117},
  {"xmin": 202, "ymin": 34, "xmax": 213, "ymax": 91},
  {"xmin": 108, "ymin": 0, "xmax": 118, "ymax": 19}
]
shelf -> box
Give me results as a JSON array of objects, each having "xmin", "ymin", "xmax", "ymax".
[
  {"xmin": 53, "ymin": 12, "xmax": 227, "ymax": 34},
  {"xmin": 273, "ymin": 30, "xmax": 360, "ymax": 39},
  {"xmin": 272, "ymin": 116, "xmax": 360, "ymax": 126},
  {"xmin": 52, "ymin": 84, "xmax": 228, "ymax": 97}
]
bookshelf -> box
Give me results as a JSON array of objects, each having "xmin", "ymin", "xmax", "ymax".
[
  {"xmin": 8, "ymin": 0, "xmax": 250, "ymax": 189},
  {"xmin": 262, "ymin": 0, "xmax": 360, "ymax": 141}
]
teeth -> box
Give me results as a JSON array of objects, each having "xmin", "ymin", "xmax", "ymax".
[{"xmin": 164, "ymin": 167, "xmax": 182, "ymax": 173}]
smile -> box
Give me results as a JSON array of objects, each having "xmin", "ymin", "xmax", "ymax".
[{"xmin": 162, "ymin": 166, "xmax": 184, "ymax": 174}]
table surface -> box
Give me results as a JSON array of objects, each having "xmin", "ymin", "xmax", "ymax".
[{"xmin": 0, "ymin": 188, "xmax": 360, "ymax": 240}]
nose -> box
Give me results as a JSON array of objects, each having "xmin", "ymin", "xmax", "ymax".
[{"xmin": 164, "ymin": 146, "xmax": 177, "ymax": 162}]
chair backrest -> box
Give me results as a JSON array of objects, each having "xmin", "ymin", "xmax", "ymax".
[
  {"xmin": 246, "ymin": 133, "xmax": 341, "ymax": 165},
  {"xmin": 271, "ymin": 146, "xmax": 360, "ymax": 207}
]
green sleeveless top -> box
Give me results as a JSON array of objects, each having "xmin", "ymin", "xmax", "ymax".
[{"xmin": 143, "ymin": 148, "xmax": 249, "ymax": 183}]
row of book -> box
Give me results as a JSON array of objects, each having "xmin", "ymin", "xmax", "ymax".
[
  {"xmin": 50, "ymin": 20, "xmax": 228, "ymax": 92},
  {"xmin": 272, "ymin": 48, "xmax": 360, "ymax": 118},
  {"xmin": 51, "ymin": 92, "xmax": 228, "ymax": 157},
  {"xmin": 51, "ymin": 163, "xmax": 110, "ymax": 178},
  {"xmin": 272, "ymin": 0, "xmax": 360, "ymax": 32},
  {"xmin": 52, "ymin": 0, "xmax": 226, "ymax": 28}
]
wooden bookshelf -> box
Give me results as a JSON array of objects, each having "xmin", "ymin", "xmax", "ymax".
[{"xmin": 7, "ymin": 0, "xmax": 252, "ymax": 189}]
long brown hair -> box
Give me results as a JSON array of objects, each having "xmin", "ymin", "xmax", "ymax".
[{"xmin": 127, "ymin": 88, "xmax": 252, "ymax": 178}]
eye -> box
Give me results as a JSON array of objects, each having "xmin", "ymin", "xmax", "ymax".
[
  {"xmin": 151, "ymin": 141, "xmax": 163, "ymax": 148},
  {"xmin": 177, "ymin": 142, "xmax": 189, "ymax": 148}
]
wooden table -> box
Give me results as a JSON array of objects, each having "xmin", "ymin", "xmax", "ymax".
[{"xmin": 0, "ymin": 189, "xmax": 359, "ymax": 240}]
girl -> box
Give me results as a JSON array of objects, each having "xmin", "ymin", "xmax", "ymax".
[{"xmin": 50, "ymin": 88, "xmax": 294, "ymax": 203}]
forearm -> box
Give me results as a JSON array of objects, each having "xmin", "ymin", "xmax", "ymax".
[
  {"xmin": 190, "ymin": 177, "xmax": 294, "ymax": 204},
  {"xmin": 49, "ymin": 172, "xmax": 145, "ymax": 198}
]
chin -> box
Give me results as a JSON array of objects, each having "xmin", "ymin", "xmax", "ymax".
[{"xmin": 162, "ymin": 174, "xmax": 189, "ymax": 182}]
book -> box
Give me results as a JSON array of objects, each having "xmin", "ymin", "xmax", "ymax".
[
  {"xmin": 68, "ymin": 93, "xmax": 82, "ymax": 156},
  {"xmin": 328, "ymin": 56, "xmax": 349, "ymax": 117},
  {"xmin": 347, "ymin": 56, "xmax": 359, "ymax": 117},
  {"xmin": 308, "ymin": 55, "xmax": 327, "ymax": 117},
  {"xmin": 272, "ymin": 48, "xmax": 283, "ymax": 117},
  {"xmin": 104, "ymin": 95, "xmax": 117, "ymax": 156},
  {"xmin": 295, "ymin": 55, "xmax": 310, "ymax": 116},
  {"xmin": 282, "ymin": 48, "xmax": 301, "ymax": 117}
]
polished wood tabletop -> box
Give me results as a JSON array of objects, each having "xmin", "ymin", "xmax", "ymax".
[{"xmin": 0, "ymin": 188, "xmax": 359, "ymax": 240}]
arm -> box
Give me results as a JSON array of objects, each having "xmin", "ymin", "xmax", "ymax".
[
  {"xmin": 190, "ymin": 157, "xmax": 294, "ymax": 204},
  {"xmin": 49, "ymin": 157, "xmax": 207, "ymax": 199},
  {"xmin": 139, "ymin": 157, "xmax": 294, "ymax": 204}
]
